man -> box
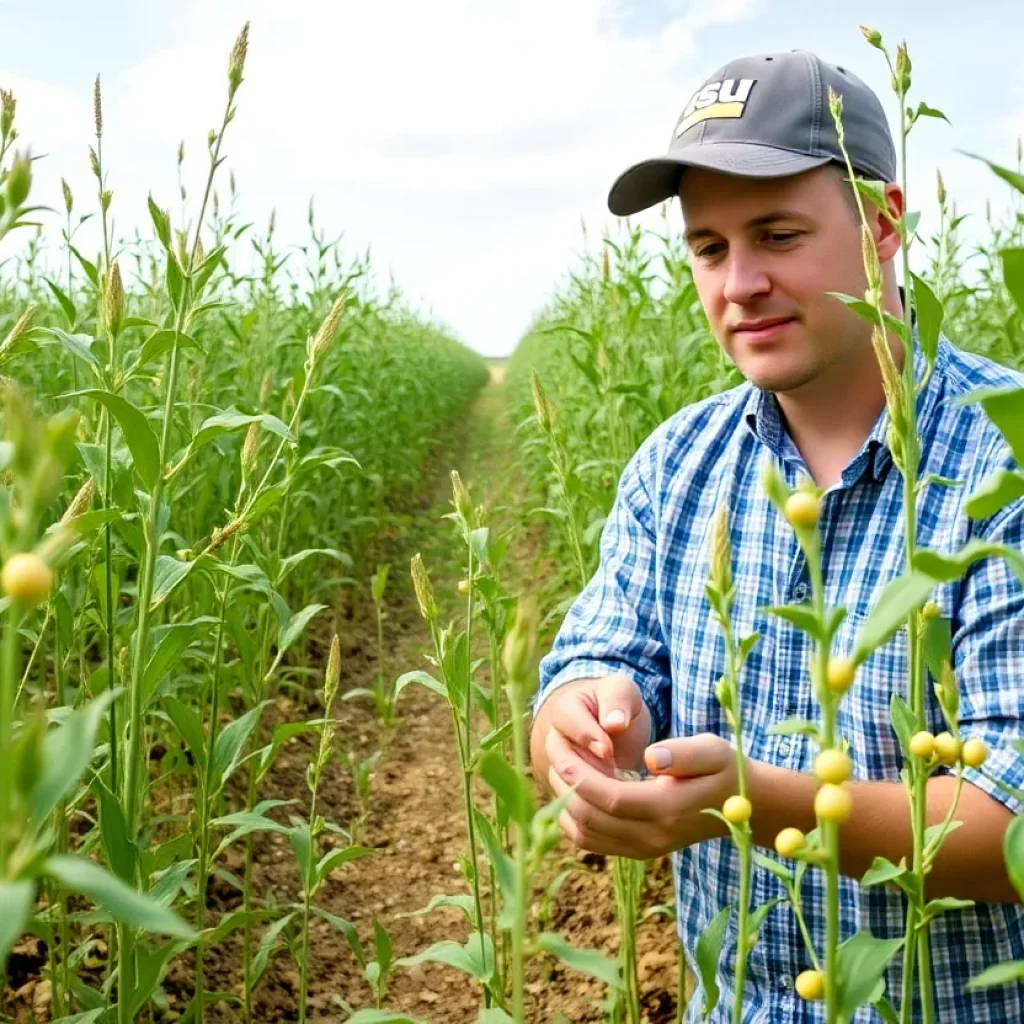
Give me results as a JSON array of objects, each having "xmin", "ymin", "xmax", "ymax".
[{"xmin": 528, "ymin": 49, "xmax": 1024, "ymax": 1022}]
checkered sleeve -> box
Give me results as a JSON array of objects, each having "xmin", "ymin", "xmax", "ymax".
[
  {"xmin": 532, "ymin": 445, "xmax": 672, "ymax": 742},
  {"xmin": 951, "ymin": 491, "xmax": 1024, "ymax": 815}
]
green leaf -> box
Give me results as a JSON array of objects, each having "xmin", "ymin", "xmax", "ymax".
[
  {"xmin": 212, "ymin": 803, "xmax": 293, "ymax": 859},
  {"xmin": 33, "ymin": 692, "xmax": 116, "ymax": 824},
  {"xmin": 474, "ymin": 809, "xmax": 516, "ymax": 929},
  {"xmin": 278, "ymin": 603, "xmax": 327, "ymax": 655},
  {"xmin": 96, "ymin": 778, "xmax": 138, "ymax": 884},
  {"xmin": 966, "ymin": 959, "xmax": 1024, "ymax": 990},
  {"xmin": 45, "ymin": 855, "xmax": 196, "ymax": 939},
  {"xmin": 966, "ymin": 470, "xmax": 1024, "ymax": 520},
  {"xmin": 344, "ymin": 1012, "xmax": 430, "ymax": 1024},
  {"xmin": 72, "ymin": 390, "xmax": 160, "ymax": 490},
  {"xmin": 923, "ymin": 614, "xmax": 952, "ymax": 684},
  {"xmin": 766, "ymin": 718, "xmax": 820, "ymax": 740},
  {"xmin": 43, "ymin": 277, "xmax": 78, "ymax": 325},
  {"xmin": 188, "ymin": 409, "xmax": 296, "ymax": 455},
  {"xmin": 477, "ymin": 1011, "xmax": 516, "ymax": 1024},
  {"xmin": 533, "ymin": 931, "xmax": 623, "ymax": 989},
  {"xmin": 889, "ymin": 694, "xmax": 917, "ymax": 761},
  {"xmin": 130, "ymin": 940, "xmax": 182, "ymax": 1016},
  {"xmin": 1004, "ymin": 816, "xmax": 1024, "ymax": 902},
  {"xmin": 372, "ymin": 915, "xmax": 392, "ymax": 982},
  {"xmin": 915, "ymin": 540, "xmax": 1024, "ymax": 588},
  {"xmin": 43, "ymin": 327, "xmax": 100, "ymax": 370},
  {"xmin": 695, "ymin": 903, "xmax": 731, "ymax": 1018},
  {"xmin": 316, "ymin": 845, "xmax": 375, "ymax": 887},
  {"xmin": 860, "ymin": 856, "xmax": 907, "ymax": 889},
  {"xmin": 921, "ymin": 896, "xmax": 974, "ymax": 920},
  {"xmin": 394, "ymin": 670, "xmax": 447, "ymax": 703},
  {"xmin": 852, "ymin": 572, "xmax": 935, "ymax": 663},
  {"xmin": 150, "ymin": 556, "xmax": 197, "ymax": 611},
  {"xmin": 277, "ymin": 547, "xmax": 352, "ymax": 582},
  {"xmin": 746, "ymin": 897, "xmax": 782, "ymax": 943},
  {"xmin": 1003, "ymin": 249, "xmax": 1024, "ymax": 318},
  {"xmin": 248, "ymin": 910, "xmax": 296, "ymax": 989},
  {"xmin": 163, "ymin": 696, "xmax": 207, "ymax": 773},
  {"xmin": 395, "ymin": 893, "xmax": 477, "ymax": 925},
  {"xmin": 956, "ymin": 384, "xmax": 1024, "ymax": 465},
  {"xmin": 148, "ymin": 195, "xmax": 172, "ymax": 247},
  {"xmin": 910, "ymin": 272, "xmax": 943, "ymax": 366},
  {"xmin": 478, "ymin": 748, "xmax": 535, "ymax": 825},
  {"xmin": 763, "ymin": 604, "xmax": 820, "ymax": 639},
  {"xmin": 313, "ymin": 906, "xmax": 365, "ymax": 966},
  {"xmin": 144, "ymin": 618, "xmax": 217, "ymax": 703},
  {"xmin": 212, "ymin": 702, "xmax": 269, "ymax": 792},
  {"xmin": 873, "ymin": 992, "xmax": 901, "ymax": 1024},
  {"xmin": 133, "ymin": 329, "xmax": 200, "ymax": 371},
  {"xmin": 394, "ymin": 932, "xmax": 494, "ymax": 983},
  {"xmin": 835, "ymin": 930, "xmax": 904, "ymax": 1018},
  {"xmin": 752, "ymin": 851, "xmax": 794, "ymax": 884},
  {"xmin": 0, "ymin": 879, "xmax": 36, "ymax": 965}
]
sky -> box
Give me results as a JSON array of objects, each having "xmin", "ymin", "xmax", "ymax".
[{"xmin": 1, "ymin": 0, "xmax": 1023, "ymax": 357}]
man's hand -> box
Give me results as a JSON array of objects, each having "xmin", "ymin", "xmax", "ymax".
[
  {"xmin": 548, "ymin": 733, "xmax": 739, "ymax": 859},
  {"xmin": 529, "ymin": 675, "xmax": 654, "ymax": 791}
]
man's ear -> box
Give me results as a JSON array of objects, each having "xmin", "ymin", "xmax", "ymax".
[{"xmin": 875, "ymin": 183, "xmax": 904, "ymax": 264}]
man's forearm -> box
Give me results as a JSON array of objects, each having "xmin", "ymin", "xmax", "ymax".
[{"xmin": 747, "ymin": 760, "xmax": 1020, "ymax": 904}]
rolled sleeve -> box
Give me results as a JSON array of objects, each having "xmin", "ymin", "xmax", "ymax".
[
  {"xmin": 952, "ymin": 497, "xmax": 1024, "ymax": 815},
  {"xmin": 533, "ymin": 448, "xmax": 672, "ymax": 742}
]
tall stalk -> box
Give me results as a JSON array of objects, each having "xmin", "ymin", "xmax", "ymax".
[{"xmin": 117, "ymin": 28, "xmax": 249, "ymax": 1023}]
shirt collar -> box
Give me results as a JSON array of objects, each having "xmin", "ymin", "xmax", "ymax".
[{"xmin": 743, "ymin": 321, "xmax": 947, "ymax": 488}]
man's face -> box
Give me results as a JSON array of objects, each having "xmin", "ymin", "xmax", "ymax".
[{"xmin": 679, "ymin": 164, "xmax": 873, "ymax": 395}]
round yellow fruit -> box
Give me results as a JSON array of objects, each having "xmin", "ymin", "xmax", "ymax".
[
  {"xmin": 814, "ymin": 783, "xmax": 853, "ymax": 824},
  {"xmin": 909, "ymin": 731, "xmax": 935, "ymax": 760},
  {"xmin": 962, "ymin": 737, "xmax": 988, "ymax": 769},
  {"xmin": 826, "ymin": 657, "xmax": 856, "ymax": 693},
  {"xmin": 922, "ymin": 601, "xmax": 941, "ymax": 620},
  {"xmin": 457, "ymin": 579, "xmax": 471, "ymax": 595},
  {"xmin": 1, "ymin": 552, "xmax": 53, "ymax": 607},
  {"xmin": 814, "ymin": 749, "xmax": 852, "ymax": 785},
  {"xmin": 795, "ymin": 969, "xmax": 825, "ymax": 1001},
  {"xmin": 722, "ymin": 795, "xmax": 753, "ymax": 825},
  {"xmin": 775, "ymin": 827, "xmax": 805, "ymax": 858},
  {"xmin": 933, "ymin": 732, "xmax": 961, "ymax": 766},
  {"xmin": 785, "ymin": 492, "xmax": 821, "ymax": 531}
]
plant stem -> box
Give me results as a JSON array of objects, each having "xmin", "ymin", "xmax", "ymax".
[{"xmin": 507, "ymin": 656, "xmax": 529, "ymax": 1024}]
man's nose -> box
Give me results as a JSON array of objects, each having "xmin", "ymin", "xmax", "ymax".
[{"xmin": 722, "ymin": 248, "xmax": 771, "ymax": 305}]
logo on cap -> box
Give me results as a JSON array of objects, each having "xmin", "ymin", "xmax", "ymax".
[{"xmin": 674, "ymin": 79, "xmax": 757, "ymax": 139}]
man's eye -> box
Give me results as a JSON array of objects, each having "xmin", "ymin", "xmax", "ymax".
[
  {"xmin": 695, "ymin": 243, "xmax": 724, "ymax": 259},
  {"xmin": 766, "ymin": 231, "xmax": 799, "ymax": 243}
]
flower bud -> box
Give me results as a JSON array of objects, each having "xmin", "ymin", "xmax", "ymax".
[
  {"xmin": 936, "ymin": 170, "xmax": 946, "ymax": 208},
  {"xmin": 5, "ymin": 149, "xmax": 32, "ymax": 209},
  {"xmin": 895, "ymin": 43, "xmax": 911, "ymax": 92},
  {"xmin": 709, "ymin": 504, "xmax": 732, "ymax": 598},
  {"xmin": 502, "ymin": 599, "xmax": 537, "ymax": 685},
  {"xmin": 0, "ymin": 88, "xmax": 15, "ymax": 142},
  {"xmin": 859, "ymin": 25, "xmax": 883, "ymax": 48}
]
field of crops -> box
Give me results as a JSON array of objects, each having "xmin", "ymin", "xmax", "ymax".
[{"xmin": 3, "ymin": 18, "xmax": 1024, "ymax": 1024}]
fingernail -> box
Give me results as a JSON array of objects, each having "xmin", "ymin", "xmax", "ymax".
[
  {"xmin": 588, "ymin": 740, "xmax": 606, "ymax": 758},
  {"xmin": 650, "ymin": 746, "xmax": 671, "ymax": 769},
  {"xmin": 604, "ymin": 709, "xmax": 626, "ymax": 728}
]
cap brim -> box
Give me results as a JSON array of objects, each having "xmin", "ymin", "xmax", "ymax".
[{"xmin": 607, "ymin": 143, "xmax": 833, "ymax": 216}]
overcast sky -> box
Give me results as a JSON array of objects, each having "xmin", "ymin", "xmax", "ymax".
[{"xmin": 2, "ymin": 0, "xmax": 1023, "ymax": 356}]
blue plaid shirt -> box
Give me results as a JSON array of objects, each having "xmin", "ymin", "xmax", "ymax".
[{"xmin": 535, "ymin": 338, "xmax": 1024, "ymax": 1022}]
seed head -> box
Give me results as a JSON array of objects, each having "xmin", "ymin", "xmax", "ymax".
[
  {"xmin": 827, "ymin": 86, "xmax": 844, "ymax": 143},
  {"xmin": 61, "ymin": 177, "xmax": 73, "ymax": 215},
  {"xmin": 1, "ymin": 303, "xmax": 37, "ymax": 356},
  {"xmin": 410, "ymin": 553, "xmax": 437, "ymax": 624},
  {"xmin": 59, "ymin": 476, "xmax": 96, "ymax": 525},
  {"xmin": 861, "ymin": 225, "xmax": 882, "ymax": 294},
  {"xmin": 241, "ymin": 421, "xmax": 260, "ymax": 475},
  {"xmin": 936, "ymin": 170, "xmax": 946, "ymax": 208},
  {"xmin": 93, "ymin": 75, "xmax": 103, "ymax": 138},
  {"xmin": 450, "ymin": 470, "xmax": 472, "ymax": 522},
  {"xmin": 709, "ymin": 504, "xmax": 732, "ymax": 599},
  {"xmin": 531, "ymin": 370, "xmax": 554, "ymax": 433},
  {"xmin": 324, "ymin": 634, "xmax": 341, "ymax": 707},
  {"xmin": 0, "ymin": 88, "xmax": 15, "ymax": 142},
  {"xmin": 88, "ymin": 145, "xmax": 100, "ymax": 180},
  {"xmin": 210, "ymin": 518, "xmax": 245, "ymax": 551},
  {"xmin": 177, "ymin": 140, "xmax": 185, "ymax": 167},
  {"xmin": 309, "ymin": 295, "xmax": 345, "ymax": 363},
  {"xmin": 228, "ymin": 22, "xmax": 250, "ymax": 98},
  {"xmin": 118, "ymin": 645, "xmax": 128, "ymax": 682},
  {"xmin": 259, "ymin": 369, "xmax": 273, "ymax": 407},
  {"xmin": 103, "ymin": 262, "xmax": 124, "ymax": 339}
]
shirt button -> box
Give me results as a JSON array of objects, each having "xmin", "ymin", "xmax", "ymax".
[
  {"xmin": 793, "ymin": 582, "xmax": 809, "ymax": 601},
  {"xmin": 779, "ymin": 974, "xmax": 793, "ymax": 990},
  {"xmin": 779, "ymin": 740, "xmax": 792, "ymax": 757}
]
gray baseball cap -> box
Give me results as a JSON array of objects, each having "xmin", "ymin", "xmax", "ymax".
[{"xmin": 607, "ymin": 50, "xmax": 897, "ymax": 216}]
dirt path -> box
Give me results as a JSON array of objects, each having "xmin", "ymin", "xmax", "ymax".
[{"xmin": 180, "ymin": 376, "xmax": 684, "ymax": 1023}]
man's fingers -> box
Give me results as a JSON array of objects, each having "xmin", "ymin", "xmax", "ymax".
[
  {"xmin": 548, "ymin": 765, "xmax": 650, "ymax": 844},
  {"xmin": 545, "ymin": 726, "xmax": 616, "ymax": 779},
  {"xmin": 594, "ymin": 674, "xmax": 645, "ymax": 735},
  {"xmin": 549, "ymin": 688, "xmax": 615, "ymax": 759},
  {"xmin": 643, "ymin": 734, "xmax": 733, "ymax": 777}
]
